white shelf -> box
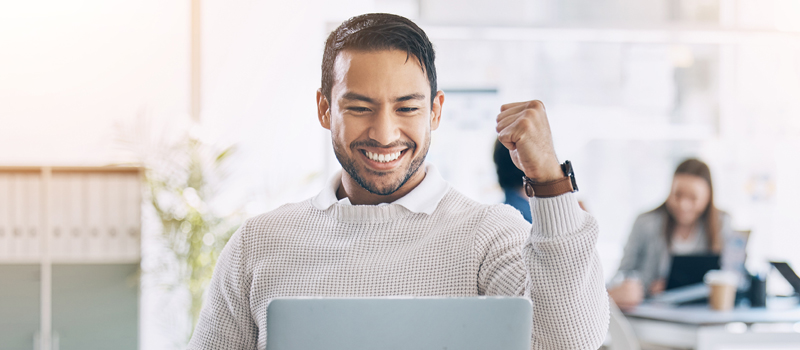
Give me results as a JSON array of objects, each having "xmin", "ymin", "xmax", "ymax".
[
  {"xmin": 0, "ymin": 166, "xmax": 143, "ymax": 350},
  {"xmin": 0, "ymin": 167, "xmax": 142, "ymax": 264}
]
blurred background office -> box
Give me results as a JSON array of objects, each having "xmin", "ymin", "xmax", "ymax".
[{"xmin": 1, "ymin": 0, "xmax": 800, "ymax": 349}]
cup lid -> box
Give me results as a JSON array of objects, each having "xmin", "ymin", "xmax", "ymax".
[{"xmin": 704, "ymin": 270, "xmax": 739, "ymax": 286}]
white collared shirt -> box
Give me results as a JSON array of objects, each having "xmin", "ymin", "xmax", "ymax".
[{"xmin": 311, "ymin": 163, "xmax": 450, "ymax": 215}]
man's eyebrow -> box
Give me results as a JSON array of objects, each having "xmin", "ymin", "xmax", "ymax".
[
  {"xmin": 395, "ymin": 93, "xmax": 425, "ymax": 102},
  {"xmin": 341, "ymin": 92, "xmax": 375, "ymax": 103},
  {"xmin": 341, "ymin": 92, "xmax": 426, "ymax": 103}
]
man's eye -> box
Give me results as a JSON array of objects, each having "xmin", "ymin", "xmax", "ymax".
[
  {"xmin": 348, "ymin": 107, "xmax": 371, "ymax": 113},
  {"xmin": 398, "ymin": 107, "xmax": 419, "ymax": 113}
]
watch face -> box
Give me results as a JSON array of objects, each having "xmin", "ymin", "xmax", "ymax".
[
  {"xmin": 562, "ymin": 160, "xmax": 578, "ymax": 192},
  {"xmin": 561, "ymin": 160, "xmax": 573, "ymax": 175}
]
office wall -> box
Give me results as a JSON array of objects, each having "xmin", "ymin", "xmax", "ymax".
[{"xmin": 0, "ymin": 1, "xmax": 191, "ymax": 166}]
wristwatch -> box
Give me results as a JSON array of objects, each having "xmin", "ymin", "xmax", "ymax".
[{"xmin": 523, "ymin": 160, "xmax": 579, "ymax": 198}]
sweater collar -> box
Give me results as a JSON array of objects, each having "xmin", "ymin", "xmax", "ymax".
[{"xmin": 311, "ymin": 163, "xmax": 449, "ymax": 215}]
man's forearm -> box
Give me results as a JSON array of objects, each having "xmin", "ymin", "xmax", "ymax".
[{"xmin": 526, "ymin": 193, "xmax": 609, "ymax": 350}]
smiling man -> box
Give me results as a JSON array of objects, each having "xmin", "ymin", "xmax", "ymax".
[
  {"xmin": 189, "ymin": 13, "xmax": 608, "ymax": 350},
  {"xmin": 324, "ymin": 48, "xmax": 440, "ymax": 204}
]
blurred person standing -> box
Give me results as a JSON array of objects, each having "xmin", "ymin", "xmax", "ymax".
[
  {"xmin": 608, "ymin": 159, "xmax": 742, "ymax": 310},
  {"xmin": 493, "ymin": 139, "xmax": 531, "ymax": 223},
  {"xmin": 189, "ymin": 13, "xmax": 608, "ymax": 350}
]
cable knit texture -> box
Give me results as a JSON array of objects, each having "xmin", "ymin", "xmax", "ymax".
[{"xmin": 188, "ymin": 189, "xmax": 609, "ymax": 350}]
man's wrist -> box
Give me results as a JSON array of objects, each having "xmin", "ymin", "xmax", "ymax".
[
  {"xmin": 523, "ymin": 160, "xmax": 578, "ymax": 198},
  {"xmin": 522, "ymin": 164, "xmax": 563, "ymax": 183}
]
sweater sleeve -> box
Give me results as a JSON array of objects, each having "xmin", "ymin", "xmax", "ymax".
[
  {"xmin": 527, "ymin": 192, "xmax": 609, "ymax": 349},
  {"xmin": 476, "ymin": 192, "xmax": 609, "ymax": 350},
  {"xmin": 187, "ymin": 225, "xmax": 258, "ymax": 350}
]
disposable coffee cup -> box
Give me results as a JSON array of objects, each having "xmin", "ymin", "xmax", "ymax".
[{"xmin": 704, "ymin": 270, "xmax": 739, "ymax": 311}]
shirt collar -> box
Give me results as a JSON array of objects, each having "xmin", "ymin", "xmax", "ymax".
[{"xmin": 311, "ymin": 163, "xmax": 449, "ymax": 215}]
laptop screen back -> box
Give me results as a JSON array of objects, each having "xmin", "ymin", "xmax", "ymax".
[
  {"xmin": 771, "ymin": 261, "xmax": 800, "ymax": 295},
  {"xmin": 666, "ymin": 254, "xmax": 720, "ymax": 290},
  {"xmin": 266, "ymin": 297, "xmax": 532, "ymax": 350}
]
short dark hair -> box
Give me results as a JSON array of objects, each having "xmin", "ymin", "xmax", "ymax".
[
  {"xmin": 493, "ymin": 140, "xmax": 525, "ymax": 190},
  {"xmin": 321, "ymin": 13, "xmax": 437, "ymax": 104}
]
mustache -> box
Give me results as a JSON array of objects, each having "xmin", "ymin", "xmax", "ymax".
[{"xmin": 350, "ymin": 139, "xmax": 415, "ymax": 150}]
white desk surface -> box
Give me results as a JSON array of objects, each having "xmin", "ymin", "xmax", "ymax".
[{"xmin": 624, "ymin": 297, "xmax": 800, "ymax": 325}]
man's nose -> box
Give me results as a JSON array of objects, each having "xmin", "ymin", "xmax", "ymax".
[{"xmin": 368, "ymin": 107, "xmax": 401, "ymax": 146}]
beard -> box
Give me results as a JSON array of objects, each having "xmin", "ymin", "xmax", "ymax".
[{"xmin": 332, "ymin": 134, "xmax": 430, "ymax": 196}]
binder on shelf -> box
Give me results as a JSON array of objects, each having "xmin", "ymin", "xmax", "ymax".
[
  {"xmin": 86, "ymin": 173, "xmax": 106, "ymax": 261},
  {"xmin": 24, "ymin": 173, "xmax": 41, "ymax": 260},
  {"xmin": 50, "ymin": 174, "xmax": 67, "ymax": 260},
  {"xmin": 106, "ymin": 174, "xmax": 125, "ymax": 259},
  {"xmin": 8, "ymin": 174, "xmax": 23, "ymax": 259},
  {"xmin": 68, "ymin": 174, "xmax": 87, "ymax": 260},
  {"xmin": 10, "ymin": 174, "xmax": 27, "ymax": 260},
  {"xmin": 0, "ymin": 174, "xmax": 10, "ymax": 260},
  {"xmin": 121, "ymin": 173, "xmax": 141, "ymax": 260}
]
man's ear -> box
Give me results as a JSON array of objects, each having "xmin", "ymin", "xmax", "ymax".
[
  {"xmin": 316, "ymin": 89, "xmax": 331, "ymax": 130},
  {"xmin": 430, "ymin": 90, "xmax": 445, "ymax": 131}
]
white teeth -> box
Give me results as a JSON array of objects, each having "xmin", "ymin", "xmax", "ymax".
[{"xmin": 365, "ymin": 151, "xmax": 402, "ymax": 163}]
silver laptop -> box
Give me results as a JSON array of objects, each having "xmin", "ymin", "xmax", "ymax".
[{"xmin": 266, "ymin": 297, "xmax": 532, "ymax": 350}]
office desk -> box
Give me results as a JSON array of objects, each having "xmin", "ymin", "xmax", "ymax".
[{"xmin": 624, "ymin": 297, "xmax": 800, "ymax": 350}]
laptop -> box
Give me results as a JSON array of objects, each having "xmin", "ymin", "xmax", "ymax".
[
  {"xmin": 771, "ymin": 261, "xmax": 800, "ymax": 295},
  {"xmin": 666, "ymin": 254, "xmax": 721, "ymax": 290},
  {"xmin": 265, "ymin": 297, "xmax": 532, "ymax": 350}
]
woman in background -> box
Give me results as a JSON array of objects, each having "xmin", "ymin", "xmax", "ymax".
[{"xmin": 609, "ymin": 158, "xmax": 739, "ymax": 310}]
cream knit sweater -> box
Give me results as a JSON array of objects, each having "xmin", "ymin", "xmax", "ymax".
[{"xmin": 188, "ymin": 189, "xmax": 609, "ymax": 350}]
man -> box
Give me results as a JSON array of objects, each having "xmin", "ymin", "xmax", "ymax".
[{"xmin": 189, "ymin": 13, "xmax": 608, "ymax": 350}]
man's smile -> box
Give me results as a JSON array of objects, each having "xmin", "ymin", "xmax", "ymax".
[{"xmin": 357, "ymin": 147, "xmax": 410, "ymax": 170}]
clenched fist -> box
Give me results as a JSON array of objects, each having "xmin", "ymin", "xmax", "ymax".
[{"xmin": 495, "ymin": 100, "xmax": 563, "ymax": 183}]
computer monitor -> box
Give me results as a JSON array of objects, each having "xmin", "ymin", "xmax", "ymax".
[
  {"xmin": 265, "ymin": 297, "xmax": 532, "ymax": 350},
  {"xmin": 771, "ymin": 261, "xmax": 800, "ymax": 295},
  {"xmin": 666, "ymin": 254, "xmax": 721, "ymax": 290}
]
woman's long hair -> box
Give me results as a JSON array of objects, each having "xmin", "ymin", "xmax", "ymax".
[{"xmin": 655, "ymin": 159, "xmax": 722, "ymax": 253}]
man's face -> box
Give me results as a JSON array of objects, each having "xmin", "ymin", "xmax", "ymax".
[{"xmin": 318, "ymin": 49, "xmax": 442, "ymax": 195}]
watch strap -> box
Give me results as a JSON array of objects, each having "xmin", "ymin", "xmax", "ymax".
[
  {"xmin": 523, "ymin": 160, "xmax": 578, "ymax": 198},
  {"xmin": 523, "ymin": 175, "xmax": 574, "ymax": 198}
]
